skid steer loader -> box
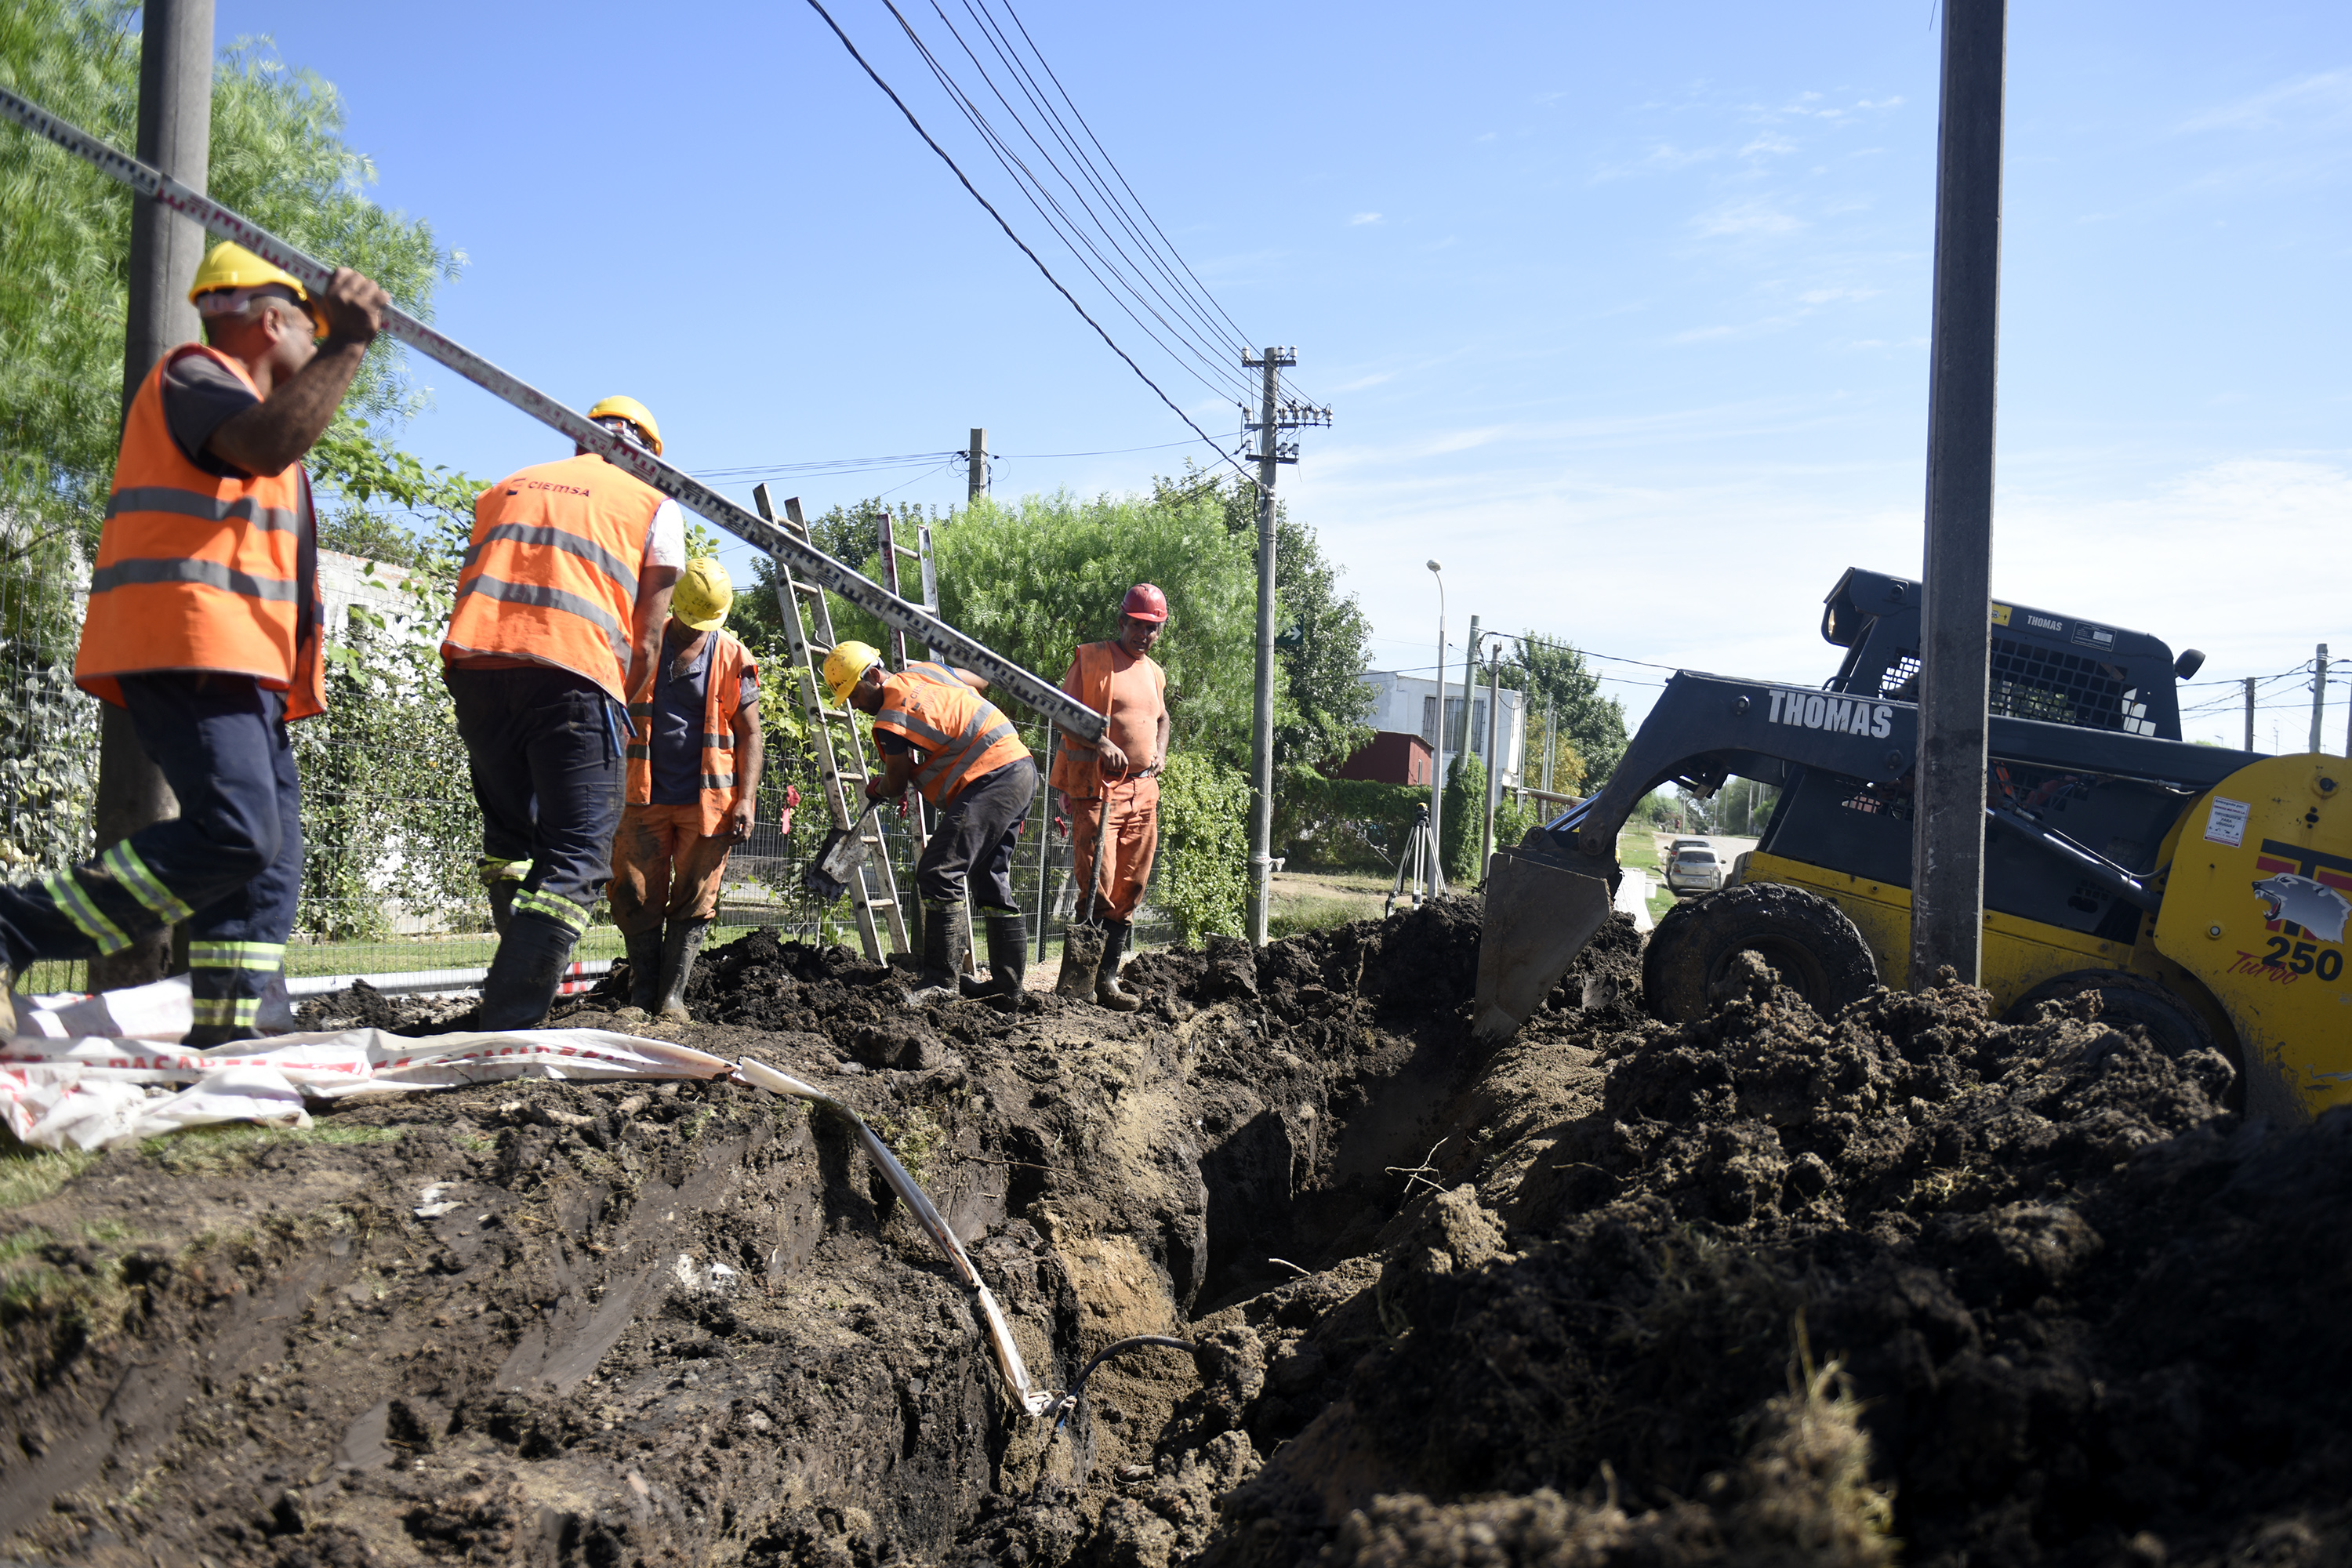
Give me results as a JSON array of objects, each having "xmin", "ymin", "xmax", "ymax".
[{"xmin": 1475, "ymin": 567, "xmax": 2352, "ymax": 1123}]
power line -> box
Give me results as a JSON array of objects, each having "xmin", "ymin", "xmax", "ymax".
[
  {"xmin": 802, "ymin": 0, "xmax": 1258, "ymax": 491},
  {"xmin": 882, "ymin": 0, "xmax": 1250, "ymax": 407}
]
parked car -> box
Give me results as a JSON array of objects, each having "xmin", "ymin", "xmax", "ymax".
[
  {"xmin": 1664, "ymin": 845, "xmax": 1722, "ymax": 896},
  {"xmin": 1664, "ymin": 837, "xmax": 1711, "ymax": 861}
]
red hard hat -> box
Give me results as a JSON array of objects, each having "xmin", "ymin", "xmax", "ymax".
[{"xmin": 1120, "ymin": 583, "xmax": 1170, "ymax": 622}]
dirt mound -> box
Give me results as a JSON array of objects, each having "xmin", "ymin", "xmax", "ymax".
[
  {"xmin": 6, "ymin": 901, "xmax": 2339, "ymax": 1567},
  {"xmin": 294, "ymin": 979, "xmax": 474, "ymax": 1034}
]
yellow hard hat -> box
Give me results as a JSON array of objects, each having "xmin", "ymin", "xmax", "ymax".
[
  {"xmin": 671, "ymin": 557, "xmax": 733, "ymax": 632},
  {"xmin": 586, "ymin": 394, "xmax": 662, "ymax": 456},
  {"xmin": 187, "ymin": 241, "xmax": 321, "ymax": 335},
  {"xmin": 825, "ymin": 641, "xmax": 884, "ymax": 706}
]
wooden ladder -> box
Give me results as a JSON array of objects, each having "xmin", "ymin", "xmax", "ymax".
[
  {"xmin": 753, "ymin": 484, "xmax": 909, "ymax": 964},
  {"xmin": 877, "ymin": 510, "xmax": 978, "ymax": 975}
]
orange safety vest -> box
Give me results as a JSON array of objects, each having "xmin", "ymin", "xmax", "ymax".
[
  {"xmin": 1049, "ymin": 640, "xmax": 1163, "ymax": 798},
  {"xmin": 873, "ymin": 662, "xmax": 1030, "ymax": 806},
  {"xmin": 625, "ymin": 629, "xmax": 758, "ymax": 836},
  {"xmin": 75, "ymin": 344, "xmax": 325, "ymax": 719},
  {"xmin": 441, "ymin": 453, "xmax": 663, "ymax": 702}
]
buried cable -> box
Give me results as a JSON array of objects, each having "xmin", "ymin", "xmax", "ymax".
[
  {"xmin": 1048, "ymin": 1334, "xmax": 1198, "ymax": 1440},
  {"xmin": 734, "ymin": 1055, "xmax": 1058, "ymax": 1417}
]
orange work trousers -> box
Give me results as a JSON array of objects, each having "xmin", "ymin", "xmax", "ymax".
[
  {"xmin": 610, "ymin": 801, "xmax": 733, "ymax": 937},
  {"xmin": 1066, "ymin": 782, "xmax": 1158, "ymax": 924}
]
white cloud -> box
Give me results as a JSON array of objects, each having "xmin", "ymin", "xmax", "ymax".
[
  {"xmin": 1349, "ymin": 212, "xmax": 1383, "ymax": 226},
  {"xmin": 2180, "ymin": 69, "xmax": 2352, "ymax": 135},
  {"xmin": 1691, "ymin": 199, "xmax": 1804, "ymax": 239}
]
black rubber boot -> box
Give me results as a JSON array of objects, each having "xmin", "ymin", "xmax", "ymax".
[
  {"xmin": 964, "ymin": 910, "xmax": 1029, "ymax": 998},
  {"xmin": 488, "ymin": 878, "xmax": 520, "ymax": 938},
  {"xmin": 906, "ymin": 904, "xmax": 967, "ymax": 1006},
  {"xmin": 613, "ymin": 928, "xmax": 662, "ymax": 1020},
  {"xmin": 1095, "ymin": 921, "xmax": 1142, "ymax": 1011},
  {"xmin": 477, "ymin": 911, "xmax": 580, "ymax": 1031},
  {"xmin": 656, "ymin": 919, "xmax": 711, "ymax": 1023}
]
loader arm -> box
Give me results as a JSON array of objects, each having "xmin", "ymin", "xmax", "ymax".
[{"xmin": 1474, "ymin": 670, "xmax": 2257, "ymax": 1042}]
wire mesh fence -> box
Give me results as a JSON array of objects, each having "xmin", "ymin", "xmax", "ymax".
[{"xmin": 1, "ymin": 534, "xmax": 1167, "ymax": 998}]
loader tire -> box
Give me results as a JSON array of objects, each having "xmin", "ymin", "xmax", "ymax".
[
  {"xmin": 2001, "ymin": 967, "xmax": 2235, "ymax": 1063},
  {"xmin": 1642, "ymin": 883, "xmax": 1878, "ymax": 1023}
]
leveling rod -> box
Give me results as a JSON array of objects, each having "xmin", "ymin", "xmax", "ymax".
[{"xmin": 0, "ymin": 85, "xmax": 1106, "ymax": 744}]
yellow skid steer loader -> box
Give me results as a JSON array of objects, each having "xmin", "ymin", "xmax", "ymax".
[{"xmin": 1475, "ymin": 568, "xmax": 2351, "ymax": 1123}]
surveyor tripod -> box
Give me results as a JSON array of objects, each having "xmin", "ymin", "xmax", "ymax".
[{"xmin": 1385, "ymin": 802, "xmax": 1447, "ymax": 916}]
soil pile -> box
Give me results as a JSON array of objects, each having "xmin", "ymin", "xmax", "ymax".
[{"xmin": 4, "ymin": 899, "xmax": 2346, "ymax": 1568}]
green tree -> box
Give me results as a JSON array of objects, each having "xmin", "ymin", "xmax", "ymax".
[
  {"xmin": 1439, "ymin": 750, "xmax": 1487, "ymax": 884},
  {"xmin": 1507, "ymin": 637, "xmax": 1629, "ymax": 790},
  {"xmin": 0, "ymin": 6, "xmax": 463, "ymax": 554}
]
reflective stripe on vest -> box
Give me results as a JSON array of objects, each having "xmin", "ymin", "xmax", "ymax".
[
  {"xmin": 74, "ymin": 343, "xmax": 326, "ymax": 719},
  {"xmin": 622, "ymin": 630, "xmax": 757, "ymax": 837},
  {"xmin": 875, "ymin": 662, "xmax": 1030, "ymax": 805},
  {"xmin": 441, "ymin": 454, "xmax": 663, "ymax": 702}
]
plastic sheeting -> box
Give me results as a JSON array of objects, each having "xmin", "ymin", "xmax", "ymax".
[{"xmin": 1, "ymin": 1026, "xmax": 733, "ymax": 1151}]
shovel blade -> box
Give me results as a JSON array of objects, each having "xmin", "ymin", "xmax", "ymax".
[
  {"xmin": 801, "ymin": 821, "xmax": 871, "ymax": 903},
  {"xmin": 1472, "ymin": 848, "xmax": 1616, "ymax": 1043}
]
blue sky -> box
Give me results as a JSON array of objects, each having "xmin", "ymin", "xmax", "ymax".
[{"xmin": 214, "ymin": 0, "xmax": 2350, "ymax": 749}]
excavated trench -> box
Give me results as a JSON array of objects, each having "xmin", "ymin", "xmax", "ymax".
[{"xmin": 2, "ymin": 899, "xmax": 2349, "ymax": 1568}]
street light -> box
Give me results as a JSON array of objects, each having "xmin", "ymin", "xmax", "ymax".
[{"xmin": 1427, "ymin": 561, "xmax": 1445, "ymax": 887}]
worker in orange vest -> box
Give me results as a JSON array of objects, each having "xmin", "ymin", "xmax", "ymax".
[
  {"xmin": 441, "ymin": 395, "xmax": 682, "ymax": 1028},
  {"xmin": 1050, "ymin": 583, "xmax": 1171, "ymax": 1009},
  {"xmin": 826, "ymin": 641, "xmax": 1035, "ymax": 1004},
  {"xmin": 0, "ymin": 242, "xmax": 387, "ymax": 1044},
  {"xmin": 610, "ymin": 557, "xmax": 761, "ymax": 1024}
]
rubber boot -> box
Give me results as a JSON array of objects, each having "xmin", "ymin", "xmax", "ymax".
[
  {"xmin": 613, "ymin": 927, "xmax": 662, "ymax": 1021},
  {"xmin": 1094, "ymin": 921, "xmax": 1142, "ymax": 1012},
  {"xmin": 906, "ymin": 904, "xmax": 967, "ymax": 1007},
  {"xmin": 964, "ymin": 910, "xmax": 1029, "ymax": 998},
  {"xmin": 488, "ymin": 878, "xmax": 520, "ymax": 938},
  {"xmin": 1055, "ymin": 923, "xmax": 1105, "ymax": 997},
  {"xmin": 656, "ymin": 919, "xmax": 710, "ymax": 1023},
  {"xmin": 477, "ymin": 911, "xmax": 580, "ymax": 1032}
]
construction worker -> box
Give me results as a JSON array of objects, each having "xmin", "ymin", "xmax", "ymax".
[
  {"xmin": 1050, "ymin": 584, "xmax": 1171, "ymax": 1010},
  {"xmin": 610, "ymin": 557, "xmax": 761, "ymax": 1023},
  {"xmin": 826, "ymin": 642, "xmax": 1035, "ymax": 1004},
  {"xmin": 0, "ymin": 243, "xmax": 387, "ymax": 1044},
  {"xmin": 442, "ymin": 395, "xmax": 682, "ymax": 1029}
]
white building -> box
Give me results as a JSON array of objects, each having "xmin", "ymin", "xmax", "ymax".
[{"xmin": 1359, "ymin": 670, "xmax": 1525, "ymax": 788}]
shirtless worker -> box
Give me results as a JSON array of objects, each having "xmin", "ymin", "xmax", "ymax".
[
  {"xmin": 1049, "ymin": 584, "xmax": 1171, "ymax": 1011},
  {"xmin": 824, "ymin": 642, "xmax": 1035, "ymax": 1004}
]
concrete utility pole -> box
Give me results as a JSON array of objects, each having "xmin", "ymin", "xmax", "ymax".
[
  {"xmin": 1454, "ymin": 616, "xmax": 1481, "ymax": 764},
  {"xmin": 93, "ymin": 0, "xmax": 212, "ymax": 991},
  {"xmin": 1426, "ymin": 561, "xmax": 1446, "ymax": 873},
  {"xmin": 2245, "ymin": 677, "xmax": 2258, "ymax": 753},
  {"xmin": 2310, "ymin": 644, "xmax": 2329, "ymax": 754},
  {"xmin": 1240, "ymin": 349, "xmax": 1330, "ymax": 945},
  {"xmin": 967, "ymin": 427, "xmax": 987, "ymax": 504},
  {"xmin": 1909, "ymin": 0, "xmax": 2007, "ymax": 992},
  {"xmin": 1542, "ymin": 698, "xmax": 1555, "ymax": 796},
  {"xmin": 1479, "ymin": 648, "xmax": 1502, "ymax": 876}
]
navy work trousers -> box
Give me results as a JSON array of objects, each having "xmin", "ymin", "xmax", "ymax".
[
  {"xmin": 0, "ymin": 673, "xmax": 301, "ymax": 1035},
  {"xmin": 446, "ymin": 665, "xmax": 623, "ymax": 936},
  {"xmin": 915, "ymin": 759, "xmax": 1036, "ymax": 911}
]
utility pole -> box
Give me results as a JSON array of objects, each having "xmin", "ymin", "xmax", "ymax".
[
  {"xmin": 967, "ymin": 427, "xmax": 988, "ymax": 504},
  {"xmin": 1454, "ymin": 616, "xmax": 1481, "ymax": 764},
  {"xmin": 1426, "ymin": 562, "xmax": 1445, "ymax": 879},
  {"xmin": 92, "ymin": 0, "xmax": 212, "ymax": 991},
  {"xmin": 1541, "ymin": 697, "xmax": 1555, "ymax": 796},
  {"xmin": 2245, "ymin": 677, "xmax": 2258, "ymax": 753},
  {"xmin": 1909, "ymin": 0, "xmax": 2006, "ymax": 992},
  {"xmin": 1479, "ymin": 647, "xmax": 1501, "ymax": 876},
  {"xmin": 1240, "ymin": 348, "xmax": 1330, "ymax": 946},
  {"xmin": 2310, "ymin": 644, "xmax": 2329, "ymax": 754}
]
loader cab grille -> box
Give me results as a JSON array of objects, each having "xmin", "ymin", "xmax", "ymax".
[{"xmin": 1820, "ymin": 568, "xmax": 2183, "ymax": 740}]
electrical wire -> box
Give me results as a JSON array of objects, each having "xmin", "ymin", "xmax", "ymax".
[
  {"xmin": 882, "ymin": 0, "xmax": 1250, "ymax": 407},
  {"xmin": 801, "ymin": 0, "xmax": 1258, "ymax": 491}
]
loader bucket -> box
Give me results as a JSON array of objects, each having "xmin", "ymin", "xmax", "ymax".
[{"xmin": 1472, "ymin": 848, "xmax": 1616, "ymax": 1043}]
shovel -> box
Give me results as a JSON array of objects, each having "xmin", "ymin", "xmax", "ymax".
[
  {"xmin": 1054, "ymin": 788, "xmax": 1119, "ymax": 996},
  {"xmin": 803, "ymin": 801, "xmax": 881, "ymax": 904}
]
